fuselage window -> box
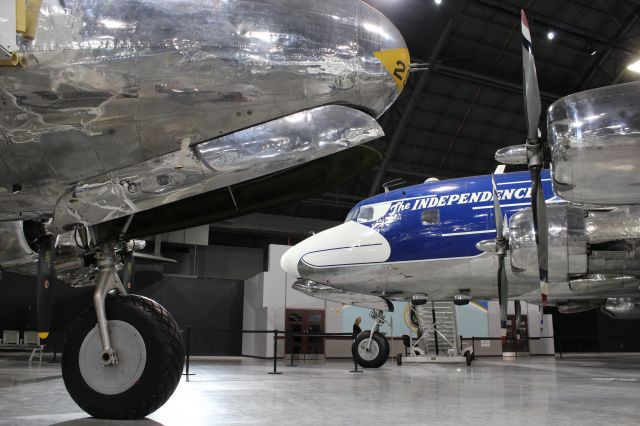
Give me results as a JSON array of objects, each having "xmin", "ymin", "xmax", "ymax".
[
  {"xmin": 357, "ymin": 206, "xmax": 374, "ymax": 222},
  {"xmin": 422, "ymin": 209, "xmax": 440, "ymax": 225}
]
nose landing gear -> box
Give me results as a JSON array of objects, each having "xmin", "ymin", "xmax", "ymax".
[{"xmin": 351, "ymin": 310, "xmax": 390, "ymax": 368}]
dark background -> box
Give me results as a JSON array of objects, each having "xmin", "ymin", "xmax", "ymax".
[
  {"xmin": 551, "ymin": 308, "xmax": 640, "ymax": 353},
  {"xmin": 0, "ymin": 270, "xmax": 245, "ymax": 356}
]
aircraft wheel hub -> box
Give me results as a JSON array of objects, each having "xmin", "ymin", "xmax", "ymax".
[
  {"xmin": 357, "ymin": 339, "xmax": 380, "ymax": 362},
  {"xmin": 79, "ymin": 320, "xmax": 147, "ymax": 395}
]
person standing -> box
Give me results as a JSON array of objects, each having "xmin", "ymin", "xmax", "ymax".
[{"xmin": 352, "ymin": 316, "xmax": 362, "ymax": 339}]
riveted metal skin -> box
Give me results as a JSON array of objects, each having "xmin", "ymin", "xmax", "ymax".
[{"xmin": 0, "ymin": 0, "xmax": 407, "ymax": 224}]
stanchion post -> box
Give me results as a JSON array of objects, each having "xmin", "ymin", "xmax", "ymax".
[
  {"xmin": 183, "ymin": 325, "xmax": 195, "ymax": 379},
  {"xmin": 288, "ymin": 332, "xmax": 297, "ymax": 367},
  {"xmin": 268, "ymin": 330, "xmax": 283, "ymax": 375},
  {"xmin": 349, "ymin": 336, "xmax": 363, "ymax": 374},
  {"xmin": 559, "ymin": 336, "xmax": 563, "ymax": 360},
  {"xmin": 349, "ymin": 356, "xmax": 363, "ymax": 373},
  {"xmin": 186, "ymin": 326, "xmax": 190, "ymax": 375},
  {"xmin": 49, "ymin": 331, "xmax": 58, "ymax": 363},
  {"xmin": 471, "ymin": 336, "xmax": 475, "ymax": 360}
]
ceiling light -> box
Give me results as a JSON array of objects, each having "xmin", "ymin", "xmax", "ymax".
[
  {"xmin": 627, "ymin": 59, "xmax": 640, "ymax": 73},
  {"xmin": 434, "ymin": 0, "xmax": 442, "ymax": 5},
  {"xmin": 547, "ymin": 31, "xmax": 555, "ymax": 40}
]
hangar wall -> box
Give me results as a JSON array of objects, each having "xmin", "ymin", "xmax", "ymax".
[
  {"xmin": 138, "ymin": 275, "xmax": 244, "ymax": 356},
  {"xmin": 242, "ymin": 245, "xmax": 332, "ymax": 358},
  {"xmin": 0, "ymin": 232, "xmax": 259, "ymax": 356}
]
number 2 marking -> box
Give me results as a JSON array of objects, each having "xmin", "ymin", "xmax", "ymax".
[{"xmin": 393, "ymin": 60, "xmax": 406, "ymax": 80}]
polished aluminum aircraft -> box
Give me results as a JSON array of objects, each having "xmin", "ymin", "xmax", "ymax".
[
  {"xmin": 0, "ymin": 0, "xmax": 408, "ymax": 419},
  {"xmin": 281, "ymin": 10, "xmax": 640, "ymax": 368}
]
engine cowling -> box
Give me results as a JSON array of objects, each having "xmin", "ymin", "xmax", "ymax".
[
  {"xmin": 509, "ymin": 204, "xmax": 640, "ymax": 290},
  {"xmin": 0, "ymin": 221, "xmax": 38, "ymax": 270},
  {"xmin": 547, "ymin": 81, "xmax": 640, "ymax": 205},
  {"xmin": 508, "ymin": 205, "xmax": 587, "ymax": 281}
]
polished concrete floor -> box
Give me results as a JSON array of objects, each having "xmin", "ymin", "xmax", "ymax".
[{"xmin": 1, "ymin": 353, "xmax": 640, "ymax": 425}]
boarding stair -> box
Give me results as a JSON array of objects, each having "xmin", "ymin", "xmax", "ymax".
[
  {"xmin": 396, "ymin": 301, "xmax": 472, "ymax": 365},
  {"xmin": 415, "ymin": 302, "xmax": 460, "ymax": 356}
]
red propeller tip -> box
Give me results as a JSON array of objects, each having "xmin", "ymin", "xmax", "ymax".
[
  {"xmin": 521, "ymin": 10, "xmax": 532, "ymax": 44},
  {"xmin": 521, "ymin": 10, "xmax": 529, "ymax": 29}
]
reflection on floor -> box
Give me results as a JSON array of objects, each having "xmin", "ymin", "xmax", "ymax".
[{"xmin": 1, "ymin": 353, "xmax": 640, "ymax": 425}]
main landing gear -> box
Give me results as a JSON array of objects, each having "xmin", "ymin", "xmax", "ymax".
[
  {"xmin": 61, "ymin": 242, "xmax": 184, "ymax": 419},
  {"xmin": 351, "ymin": 310, "xmax": 390, "ymax": 368}
]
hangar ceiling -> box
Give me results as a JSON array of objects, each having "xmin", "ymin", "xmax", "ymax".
[{"xmin": 263, "ymin": 0, "xmax": 640, "ymax": 222}]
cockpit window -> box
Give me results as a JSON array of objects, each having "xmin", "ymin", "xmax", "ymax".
[
  {"xmin": 422, "ymin": 209, "xmax": 440, "ymax": 225},
  {"xmin": 354, "ymin": 202, "xmax": 393, "ymax": 223},
  {"xmin": 356, "ymin": 206, "xmax": 374, "ymax": 222}
]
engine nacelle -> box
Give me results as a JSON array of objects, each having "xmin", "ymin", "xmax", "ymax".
[
  {"xmin": 547, "ymin": 81, "xmax": 640, "ymax": 205},
  {"xmin": 557, "ymin": 301, "xmax": 602, "ymax": 314},
  {"xmin": 508, "ymin": 205, "xmax": 587, "ymax": 281},
  {"xmin": 0, "ymin": 221, "xmax": 38, "ymax": 269},
  {"xmin": 510, "ymin": 204, "xmax": 640, "ymax": 288},
  {"xmin": 601, "ymin": 297, "xmax": 640, "ymax": 319}
]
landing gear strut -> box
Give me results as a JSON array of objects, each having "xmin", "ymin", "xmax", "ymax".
[
  {"xmin": 61, "ymin": 242, "xmax": 184, "ymax": 419},
  {"xmin": 92, "ymin": 243, "xmax": 128, "ymax": 366},
  {"xmin": 351, "ymin": 310, "xmax": 390, "ymax": 368}
]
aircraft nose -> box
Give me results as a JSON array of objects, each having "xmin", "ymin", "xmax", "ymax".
[
  {"xmin": 280, "ymin": 221, "xmax": 391, "ymax": 278},
  {"xmin": 357, "ymin": 3, "xmax": 410, "ymax": 116},
  {"xmin": 281, "ymin": 244, "xmax": 303, "ymax": 277}
]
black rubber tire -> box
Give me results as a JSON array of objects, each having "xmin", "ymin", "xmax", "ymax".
[
  {"xmin": 351, "ymin": 331, "xmax": 390, "ymax": 368},
  {"xmin": 396, "ymin": 353, "xmax": 402, "ymax": 366},
  {"xmin": 465, "ymin": 351, "xmax": 472, "ymax": 366},
  {"xmin": 62, "ymin": 294, "xmax": 184, "ymax": 419}
]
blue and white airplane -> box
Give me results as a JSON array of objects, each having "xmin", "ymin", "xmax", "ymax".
[
  {"xmin": 282, "ymin": 10, "xmax": 640, "ymax": 368},
  {"xmin": 281, "ymin": 169, "xmax": 564, "ymax": 304},
  {"xmin": 280, "ymin": 167, "xmax": 640, "ymax": 367}
]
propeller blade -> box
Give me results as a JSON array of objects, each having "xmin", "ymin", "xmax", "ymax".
[
  {"xmin": 521, "ymin": 10, "xmax": 541, "ymax": 141},
  {"xmin": 514, "ymin": 300, "xmax": 521, "ymax": 339},
  {"xmin": 531, "ymin": 168, "xmax": 549, "ymax": 304},
  {"xmin": 497, "ymin": 256, "xmax": 509, "ymax": 336},
  {"xmin": 491, "ymin": 174, "xmax": 503, "ymax": 239}
]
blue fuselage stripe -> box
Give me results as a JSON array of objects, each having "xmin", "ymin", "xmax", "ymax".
[{"xmin": 347, "ymin": 170, "xmax": 557, "ymax": 263}]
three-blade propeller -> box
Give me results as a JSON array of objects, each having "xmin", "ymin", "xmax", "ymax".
[
  {"xmin": 486, "ymin": 11, "xmax": 551, "ymax": 336},
  {"xmin": 521, "ymin": 10, "xmax": 549, "ymax": 305}
]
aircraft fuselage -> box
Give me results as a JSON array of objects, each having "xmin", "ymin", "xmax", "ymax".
[{"xmin": 282, "ymin": 170, "xmax": 640, "ymax": 304}]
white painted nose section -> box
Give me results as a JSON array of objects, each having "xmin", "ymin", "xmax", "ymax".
[{"xmin": 280, "ymin": 221, "xmax": 391, "ymax": 276}]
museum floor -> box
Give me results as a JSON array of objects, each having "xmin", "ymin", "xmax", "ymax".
[{"xmin": 1, "ymin": 353, "xmax": 639, "ymax": 425}]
